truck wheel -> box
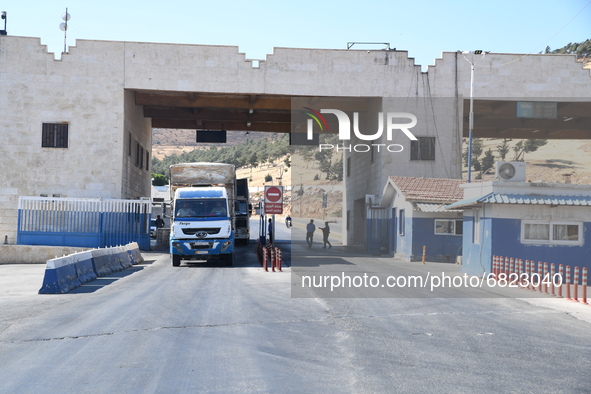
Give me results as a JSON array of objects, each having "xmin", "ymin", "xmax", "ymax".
[{"xmin": 172, "ymin": 254, "xmax": 181, "ymax": 267}]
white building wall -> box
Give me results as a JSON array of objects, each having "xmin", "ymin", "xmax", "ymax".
[{"xmin": 0, "ymin": 36, "xmax": 589, "ymax": 244}]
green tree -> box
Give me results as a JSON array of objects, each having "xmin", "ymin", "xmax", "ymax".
[
  {"xmin": 512, "ymin": 139, "xmax": 548, "ymax": 161},
  {"xmin": 330, "ymin": 158, "xmax": 343, "ymax": 181},
  {"xmin": 545, "ymin": 39, "xmax": 591, "ymax": 58},
  {"xmin": 315, "ymin": 149, "xmax": 333, "ymax": 178},
  {"xmin": 496, "ymin": 139, "xmax": 511, "ymax": 160},
  {"xmin": 481, "ymin": 149, "xmax": 495, "ymax": 174},
  {"xmin": 151, "ymin": 173, "xmax": 168, "ymax": 186},
  {"xmin": 248, "ymin": 152, "xmax": 258, "ymax": 168},
  {"xmin": 264, "ymin": 174, "xmax": 273, "ymax": 182},
  {"xmin": 463, "ymin": 138, "xmax": 484, "ymax": 169}
]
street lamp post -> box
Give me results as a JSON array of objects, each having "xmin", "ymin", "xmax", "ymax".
[{"xmin": 461, "ymin": 50, "xmax": 486, "ymax": 182}]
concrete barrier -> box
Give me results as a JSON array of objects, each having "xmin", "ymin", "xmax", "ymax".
[
  {"xmin": 39, "ymin": 255, "xmax": 82, "ymax": 294},
  {"xmin": 71, "ymin": 250, "xmax": 97, "ymax": 284},
  {"xmin": 91, "ymin": 248, "xmax": 114, "ymax": 277},
  {"xmin": 116, "ymin": 245, "xmax": 133, "ymax": 269},
  {"xmin": 39, "ymin": 243, "xmax": 143, "ymax": 294},
  {"xmin": 126, "ymin": 242, "xmax": 144, "ymax": 264}
]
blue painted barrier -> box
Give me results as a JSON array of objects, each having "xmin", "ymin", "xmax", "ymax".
[
  {"xmin": 117, "ymin": 246, "xmax": 133, "ymax": 269},
  {"xmin": 71, "ymin": 251, "xmax": 97, "ymax": 284},
  {"xmin": 39, "ymin": 255, "xmax": 82, "ymax": 294},
  {"xmin": 91, "ymin": 248, "xmax": 114, "ymax": 277},
  {"xmin": 39, "ymin": 243, "xmax": 144, "ymax": 294}
]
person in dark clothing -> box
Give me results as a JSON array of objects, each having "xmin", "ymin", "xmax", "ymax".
[
  {"xmin": 319, "ymin": 222, "xmax": 332, "ymax": 248},
  {"xmin": 155, "ymin": 215, "xmax": 165, "ymax": 228},
  {"xmin": 268, "ymin": 218, "xmax": 273, "ymax": 244},
  {"xmin": 306, "ymin": 219, "xmax": 316, "ymax": 248}
]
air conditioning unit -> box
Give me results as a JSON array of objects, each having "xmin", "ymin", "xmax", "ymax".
[{"xmin": 495, "ymin": 161, "xmax": 526, "ymax": 182}]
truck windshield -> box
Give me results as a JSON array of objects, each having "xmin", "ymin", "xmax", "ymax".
[{"xmin": 175, "ymin": 199, "xmax": 227, "ymax": 218}]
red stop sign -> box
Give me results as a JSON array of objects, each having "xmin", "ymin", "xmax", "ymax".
[{"xmin": 265, "ymin": 186, "xmax": 282, "ymax": 203}]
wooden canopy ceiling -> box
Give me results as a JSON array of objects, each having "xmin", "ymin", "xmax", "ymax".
[
  {"xmin": 134, "ymin": 90, "xmax": 591, "ymax": 140},
  {"xmin": 136, "ymin": 91, "xmax": 293, "ymax": 133},
  {"xmin": 463, "ymin": 99, "xmax": 591, "ymax": 140}
]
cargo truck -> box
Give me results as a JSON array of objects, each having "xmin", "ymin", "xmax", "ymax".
[
  {"xmin": 169, "ymin": 162, "xmax": 237, "ymax": 267},
  {"xmin": 235, "ymin": 178, "xmax": 251, "ymax": 246}
]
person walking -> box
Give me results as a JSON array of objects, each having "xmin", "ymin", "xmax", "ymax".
[
  {"xmin": 268, "ymin": 218, "xmax": 273, "ymax": 245},
  {"xmin": 319, "ymin": 222, "xmax": 332, "ymax": 248},
  {"xmin": 306, "ymin": 219, "xmax": 316, "ymax": 248}
]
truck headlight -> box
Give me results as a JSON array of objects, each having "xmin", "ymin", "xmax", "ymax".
[
  {"xmin": 221, "ymin": 241, "xmax": 232, "ymax": 252},
  {"xmin": 172, "ymin": 242, "xmax": 183, "ymax": 253}
]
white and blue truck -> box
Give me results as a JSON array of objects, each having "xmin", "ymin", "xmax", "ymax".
[{"xmin": 169, "ymin": 162, "xmax": 237, "ymax": 267}]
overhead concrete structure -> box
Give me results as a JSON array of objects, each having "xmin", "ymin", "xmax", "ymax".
[{"xmin": 0, "ymin": 35, "xmax": 590, "ymax": 247}]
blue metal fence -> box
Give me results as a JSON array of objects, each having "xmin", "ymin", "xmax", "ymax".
[{"xmin": 17, "ymin": 197, "xmax": 151, "ymax": 249}]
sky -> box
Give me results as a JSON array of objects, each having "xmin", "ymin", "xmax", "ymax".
[{"xmin": 1, "ymin": 0, "xmax": 590, "ymax": 67}]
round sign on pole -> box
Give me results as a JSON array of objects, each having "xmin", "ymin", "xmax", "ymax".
[
  {"xmin": 265, "ymin": 186, "xmax": 283, "ymax": 203},
  {"xmin": 264, "ymin": 186, "xmax": 283, "ymax": 214}
]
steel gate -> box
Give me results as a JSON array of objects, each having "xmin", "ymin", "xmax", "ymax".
[{"xmin": 17, "ymin": 197, "xmax": 151, "ymax": 249}]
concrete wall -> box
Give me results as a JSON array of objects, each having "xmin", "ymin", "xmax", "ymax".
[
  {"xmin": 410, "ymin": 216, "xmax": 463, "ymax": 263},
  {"xmin": 0, "ymin": 245, "xmax": 89, "ymax": 264},
  {"xmin": 0, "ymin": 37, "xmax": 153, "ymax": 243},
  {"xmin": 123, "ymin": 89, "xmax": 152, "ymax": 199},
  {"xmin": 1, "ymin": 36, "xmax": 590, "ymax": 246}
]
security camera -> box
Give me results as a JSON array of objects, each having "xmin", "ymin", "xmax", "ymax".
[{"xmin": 1, "ymin": 11, "xmax": 6, "ymax": 19}]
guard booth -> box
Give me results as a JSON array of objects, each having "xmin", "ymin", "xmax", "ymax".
[{"xmin": 17, "ymin": 197, "xmax": 151, "ymax": 249}]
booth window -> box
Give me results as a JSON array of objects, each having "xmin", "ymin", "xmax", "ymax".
[
  {"xmin": 435, "ymin": 219, "xmax": 463, "ymax": 235},
  {"xmin": 521, "ymin": 220, "xmax": 582, "ymax": 245}
]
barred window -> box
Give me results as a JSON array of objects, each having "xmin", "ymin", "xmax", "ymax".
[
  {"xmin": 42, "ymin": 123, "xmax": 69, "ymax": 148},
  {"xmin": 410, "ymin": 137, "xmax": 435, "ymax": 161}
]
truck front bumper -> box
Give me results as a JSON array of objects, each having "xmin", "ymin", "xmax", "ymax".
[{"xmin": 170, "ymin": 238, "xmax": 234, "ymax": 256}]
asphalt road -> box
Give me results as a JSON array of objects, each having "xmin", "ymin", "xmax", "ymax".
[{"xmin": 1, "ymin": 239, "xmax": 590, "ymax": 393}]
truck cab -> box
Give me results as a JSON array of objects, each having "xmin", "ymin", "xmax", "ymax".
[{"xmin": 170, "ymin": 187, "xmax": 234, "ymax": 266}]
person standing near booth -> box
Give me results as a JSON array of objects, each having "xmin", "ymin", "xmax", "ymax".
[{"xmin": 306, "ymin": 219, "xmax": 316, "ymax": 248}]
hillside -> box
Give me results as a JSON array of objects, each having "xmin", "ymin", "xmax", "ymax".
[
  {"xmin": 464, "ymin": 139, "xmax": 591, "ymax": 184},
  {"xmin": 152, "ymin": 129, "xmax": 591, "ymax": 218},
  {"xmin": 154, "ymin": 128, "xmax": 591, "ymax": 184},
  {"xmin": 152, "ymin": 129, "xmax": 273, "ymax": 159}
]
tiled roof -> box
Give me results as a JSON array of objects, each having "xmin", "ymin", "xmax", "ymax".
[{"xmin": 389, "ymin": 176, "xmax": 464, "ymax": 203}]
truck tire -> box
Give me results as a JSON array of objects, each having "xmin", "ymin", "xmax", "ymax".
[
  {"xmin": 224, "ymin": 253, "xmax": 234, "ymax": 267},
  {"xmin": 172, "ymin": 254, "xmax": 181, "ymax": 267}
]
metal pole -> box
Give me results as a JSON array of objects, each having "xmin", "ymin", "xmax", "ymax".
[
  {"xmin": 467, "ymin": 63, "xmax": 474, "ymax": 183},
  {"xmin": 271, "ymin": 214, "xmax": 275, "ymax": 245},
  {"xmin": 63, "ymin": 8, "xmax": 68, "ymax": 53}
]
